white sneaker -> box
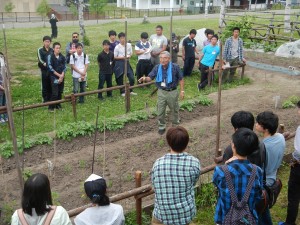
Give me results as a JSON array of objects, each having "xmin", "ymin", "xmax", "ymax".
[
  {"xmin": 130, "ymin": 92, "xmax": 137, "ymax": 96},
  {"xmin": 121, "ymin": 93, "xmax": 126, "ymax": 97},
  {"xmin": 0, "ymin": 118, "xmax": 5, "ymax": 123}
]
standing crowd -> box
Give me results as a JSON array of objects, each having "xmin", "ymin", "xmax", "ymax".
[{"xmin": 7, "ymin": 23, "xmax": 298, "ymax": 225}]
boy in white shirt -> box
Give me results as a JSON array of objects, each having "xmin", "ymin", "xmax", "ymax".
[
  {"xmin": 114, "ymin": 32, "xmax": 137, "ymax": 96},
  {"xmin": 69, "ymin": 43, "xmax": 89, "ymax": 103}
]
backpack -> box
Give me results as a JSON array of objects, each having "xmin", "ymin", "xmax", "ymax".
[
  {"xmin": 222, "ymin": 165, "xmax": 257, "ymax": 225},
  {"xmin": 17, "ymin": 206, "xmax": 57, "ymax": 225},
  {"xmin": 72, "ymin": 53, "xmax": 86, "ymax": 65}
]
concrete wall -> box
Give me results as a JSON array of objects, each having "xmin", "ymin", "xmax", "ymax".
[{"xmin": 0, "ymin": 0, "xmax": 65, "ymax": 12}]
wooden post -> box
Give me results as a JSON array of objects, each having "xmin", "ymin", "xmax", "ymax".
[
  {"xmin": 170, "ymin": 14, "xmax": 173, "ymax": 61},
  {"xmin": 241, "ymin": 64, "xmax": 245, "ymax": 79},
  {"xmin": 0, "ymin": 46, "xmax": 23, "ymax": 195},
  {"xmin": 71, "ymin": 93, "xmax": 77, "ymax": 121},
  {"xmin": 215, "ymin": 42, "xmax": 222, "ymax": 158},
  {"xmin": 124, "ymin": 20, "xmax": 130, "ymax": 113},
  {"xmin": 135, "ymin": 171, "xmax": 142, "ymax": 225},
  {"xmin": 207, "ymin": 67, "xmax": 212, "ymax": 86}
]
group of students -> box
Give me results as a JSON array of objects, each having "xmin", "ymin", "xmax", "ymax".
[
  {"xmin": 9, "ymin": 106, "xmax": 300, "ymax": 225},
  {"xmin": 37, "ymin": 25, "xmax": 245, "ymax": 108}
]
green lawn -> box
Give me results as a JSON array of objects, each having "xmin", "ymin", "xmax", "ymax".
[{"xmin": 1, "ymin": 18, "xmax": 222, "ymax": 143}]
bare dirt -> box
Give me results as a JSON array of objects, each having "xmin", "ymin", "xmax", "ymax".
[{"xmin": 1, "ymin": 51, "xmax": 300, "ymax": 223}]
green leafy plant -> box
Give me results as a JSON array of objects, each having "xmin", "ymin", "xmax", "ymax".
[
  {"xmin": 64, "ymin": 164, "xmax": 72, "ymax": 173},
  {"xmin": 198, "ymin": 95, "xmax": 213, "ymax": 106},
  {"xmin": 79, "ymin": 159, "xmax": 86, "ymax": 168},
  {"xmin": 56, "ymin": 121, "xmax": 94, "ymax": 141},
  {"xmin": 0, "ymin": 134, "xmax": 52, "ymax": 158},
  {"xmin": 263, "ymin": 43, "xmax": 277, "ymax": 52},
  {"xmin": 51, "ymin": 191, "xmax": 61, "ymax": 205},
  {"xmin": 282, "ymin": 95, "xmax": 300, "ymax": 109},
  {"xmin": 1, "ymin": 200, "xmax": 17, "ymax": 224},
  {"xmin": 195, "ymin": 183, "xmax": 217, "ymax": 208},
  {"xmin": 22, "ymin": 169, "xmax": 33, "ymax": 181},
  {"xmin": 125, "ymin": 210, "xmax": 151, "ymax": 225},
  {"xmin": 180, "ymin": 100, "xmax": 196, "ymax": 112},
  {"xmin": 220, "ymin": 16, "xmax": 254, "ymax": 41}
]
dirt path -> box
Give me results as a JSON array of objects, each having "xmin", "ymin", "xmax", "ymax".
[{"xmin": 1, "ymin": 52, "xmax": 300, "ymax": 222}]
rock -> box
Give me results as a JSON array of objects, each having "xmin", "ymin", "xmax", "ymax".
[{"xmin": 275, "ymin": 39, "xmax": 300, "ymax": 58}]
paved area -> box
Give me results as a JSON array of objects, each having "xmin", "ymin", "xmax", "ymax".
[{"xmin": 1, "ymin": 9, "xmax": 298, "ymax": 29}]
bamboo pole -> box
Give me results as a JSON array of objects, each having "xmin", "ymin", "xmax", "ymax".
[
  {"xmin": 124, "ymin": 20, "xmax": 130, "ymax": 113},
  {"xmin": 215, "ymin": 42, "xmax": 222, "ymax": 158},
  {"xmin": 1, "ymin": 26, "xmax": 24, "ymax": 194},
  {"xmin": 135, "ymin": 171, "xmax": 142, "ymax": 225},
  {"xmin": 92, "ymin": 106, "xmax": 100, "ymax": 174}
]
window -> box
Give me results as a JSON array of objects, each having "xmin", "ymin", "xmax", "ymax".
[
  {"xmin": 176, "ymin": 0, "xmax": 180, "ymax": 5},
  {"xmin": 152, "ymin": 0, "xmax": 159, "ymax": 4}
]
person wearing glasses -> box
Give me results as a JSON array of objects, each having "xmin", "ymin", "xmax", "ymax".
[{"xmin": 65, "ymin": 32, "xmax": 81, "ymax": 64}]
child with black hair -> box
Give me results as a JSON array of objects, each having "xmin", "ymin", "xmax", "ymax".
[
  {"xmin": 74, "ymin": 174, "xmax": 125, "ymax": 225},
  {"xmin": 108, "ymin": 30, "xmax": 120, "ymax": 53},
  {"xmin": 213, "ymin": 128, "xmax": 263, "ymax": 224},
  {"xmin": 203, "ymin": 29, "xmax": 214, "ymax": 47},
  {"xmin": 135, "ymin": 32, "xmax": 152, "ymax": 83},
  {"xmin": 97, "ymin": 40, "xmax": 114, "ymax": 100},
  {"xmin": 279, "ymin": 101, "xmax": 300, "ymax": 225},
  {"xmin": 256, "ymin": 111, "xmax": 286, "ymax": 225},
  {"xmin": 11, "ymin": 173, "xmax": 71, "ymax": 225}
]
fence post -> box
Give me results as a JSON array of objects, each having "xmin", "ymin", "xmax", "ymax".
[
  {"xmin": 241, "ymin": 64, "xmax": 245, "ymax": 79},
  {"xmin": 15, "ymin": 12, "xmax": 17, "ymax": 22},
  {"xmin": 135, "ymin": 171, "xmax": 142, "ymax": 225},
  {"xmin": 29, "ymin": 12, "xmax": 31, "ymax": 22},
  {"xmin": 71, "ymin": 93, "xmax": 77, "ymax": 121}
]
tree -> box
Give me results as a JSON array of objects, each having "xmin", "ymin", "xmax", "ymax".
[
  {"xmin": 219, "ymin": 0, "xmax": 226, "ymax": 33},
  {"xmin": 78, "ymin": 0, "xmax": 86, "ymax": 37},
  {"xmin": 88, "ymin": 0, "xmax": 107, "ymax": 14},
  {"xmin": 4, "ymin": 2, "xmax": 15, "ymax": 13},
  {"xmin": 37, "ymin": 0, "xmax": 51, "ymax": 28},
  {"xmin": 284, "ymin": 0, "xmax": 291, "ymax": 33}
]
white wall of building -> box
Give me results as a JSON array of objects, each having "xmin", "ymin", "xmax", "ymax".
[{"xmin": 0, "ymin": 0, "xmax": 65, "ymax": 12}]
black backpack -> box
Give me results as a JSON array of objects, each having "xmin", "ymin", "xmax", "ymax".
[
  {"xmin": 72, "ymin": 53, "xmax": 86, "ymax": 65},
  {"xmin": 222, "ymin": 165, "xmax": 257, "ymax": 225}
]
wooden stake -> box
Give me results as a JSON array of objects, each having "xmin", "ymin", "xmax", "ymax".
[
  {"xmin": 135, "ymin": 171, "xmax": 142, "ymax": 225},
  {"xmin": 1, "ymin": 25, "xmax": 24, "ymax": 194},
  {"xmin": 92, "ymin": 106, "xmax": 100, "ymax": 174},
  {"xmin": 215, "ymin": 42, "xmax": 223, "ymax": 158},
  {"xmin": 124, "ymin": 20, "xmax": 130, "ymax": 113}
]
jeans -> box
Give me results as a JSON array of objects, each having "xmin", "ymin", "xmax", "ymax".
[
  {"xmin": 183, "ymin": 56, "xmax": 195, "ymax": 77},
  {"xmin": 285, "ymin": 164, "xmax": 300, "ymax": 225},
  {"xmin": 258, "ymin": 206, "xmax": 272, "ymax": 225},
  {"xmin": 222, "ymin": 57, "xmax": 239, "ymax": 83},
  {"xmin": 73, "ymin": 77, "xmax": 86, "ymax": 103},
  {"xmin": 0, "ymin": 94, "xmax": 8, "ymax": 120},
  {"xmin": 49, "ymin": 76, "xmax": 64, "ymax": 109},
  {"xmin": 115, "ymin": 72, "xmax": 135, "ymax": 94},
  {"xmin": 98, "ymin": 72, "xmax": 112, "ymax": 98},
  {"xmin": 41, "ymin": 69, "xmax": 52, "ymax": 102},
  {"xmin": 157, "ymin": 89, "xmax": 179, "ymax": 131}
]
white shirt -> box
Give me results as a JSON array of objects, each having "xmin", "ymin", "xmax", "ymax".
[
  {"xmin": 135, "ymin": 40, "xmax": 152, "ymax": 60},
  {"xmin": 74, "ymin": 203, "xmax": 125, "ymax": 225},
  {"xmin": 69, "ymin": 52, "xmax": 90, "ymax": 78},
  {"xmin": 11, "ymin": 206, "xmax": 72, "ymax": 225},
  {"xmin": 114, "ymin": 43, "xmax": 132, "ymax": 58},
  {"xmin": 293, "ymin": 126, "xmax": 300, "ymax": 160}
]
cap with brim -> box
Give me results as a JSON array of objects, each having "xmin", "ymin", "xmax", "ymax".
[{"xmin": 84, "ymin": 174, "xmax": 107, "ymax": 200}]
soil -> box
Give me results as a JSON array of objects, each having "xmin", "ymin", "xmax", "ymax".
[{"xmin": 1, "ymin": 51, "xmax": 300, "ymax": 222}]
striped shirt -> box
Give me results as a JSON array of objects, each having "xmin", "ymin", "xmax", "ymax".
[
  {"xmin": 213, "ymin": 160, "xmax": 263, "ymax": 224},
  {"xmin": 151, "ymin": 152, "xmax": 200, "ymax": 225},
  {"xmin": 222, "ymin": 37, "xmax": 244, "ymax": 61}
]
